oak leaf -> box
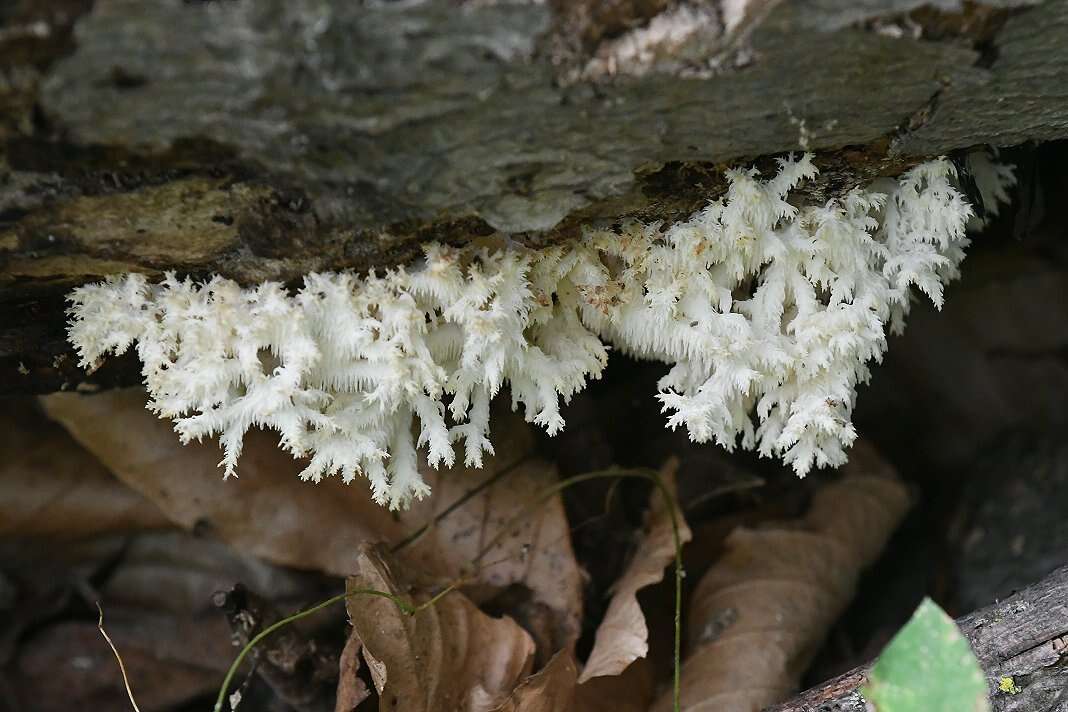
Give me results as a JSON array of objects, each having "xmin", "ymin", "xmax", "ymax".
[{"xmin": 335, "ymin": 631, "xmax": 371, "ymax": 712}]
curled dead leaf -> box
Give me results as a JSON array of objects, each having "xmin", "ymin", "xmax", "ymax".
[
  {"xmin": 653, "ymin": 440, "xmax": 911, "ymax": 712},
  {"xmin": 579, "ymin": 458, "xmax": 691, "ymax": 683},
  {"xmin": 343, "ymin": 544, "xmax": 536, "ymax": 712},
  {"xmin": 335, "ymin": 631, "xmax": 371, "ymax": 712},
  {"xmin": 491, "ymin": 649, "xmax": 578, "ymax": 712},
  {"xmin": 575, "ymin": 658, "xmax": 655, "ymax": 712}
]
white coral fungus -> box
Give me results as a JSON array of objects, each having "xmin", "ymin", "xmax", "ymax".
[{"xmin": 68, "ymin": 153, "xmax": 1012, "ymax": 508}]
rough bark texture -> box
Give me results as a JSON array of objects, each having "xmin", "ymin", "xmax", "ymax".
[
  {"xmin": 766, "ymin": 564, "xmax": 1068, "ymax": 712},
  {"xmin": 2, "ymin": 0, "xmax": 1068, "ymax": 393}
]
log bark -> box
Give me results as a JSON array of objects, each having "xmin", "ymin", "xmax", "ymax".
[
  {"xmin": 3, "ymin": 0, "xmax": 1068, "ymax": 393},
  {"xmin": 765, "ymin": 565, "xmax": 1068, "ymax": 712}
]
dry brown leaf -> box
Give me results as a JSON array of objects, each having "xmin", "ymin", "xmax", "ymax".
[
  {"xmin": 652, "ymin": 440, "xmax": 911, "ymax": 712},
  {"xmin": 487, "ymin": 650, "xmax": 650, "ymax": 712},
  {"xmin": 42, "ymin": 389, "xmax": 408, "ymax": 571},
  {"xmin": 491, "ymin": 649, "xmax": 579, "ymax": 712},
  {"xmin": 335, "ymin": 631, "xmax": 371, "ymax": 712},
  {"xmin": 42, "ymin": 389, "xmax": 583, "ymax": 650},
  {"xmin": 343, "ymin": 544, "xmax": 536, "ymax": 712},
  {"xmin": 0, "ymin": 401, "xmax": 167, "ymax": 539},
  {"xmin": 397, "ymin": 452, "xmax": 585, "ymax": 653},
  {"xmin": 578, "ymin": 459, "xmax": 691, "ymax": 682},
  {"xmin": 575, "ymin": 658, "xmax": 655, "ymax": 712}
]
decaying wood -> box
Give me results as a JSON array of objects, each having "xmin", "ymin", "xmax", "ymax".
[
  {"xmin": 3, "ymin": 0, "xmax": 1068, "ymax": 393},
  {"xmin": 766, "ymin": 564, "xmax": 1068, "ymax": 712}
]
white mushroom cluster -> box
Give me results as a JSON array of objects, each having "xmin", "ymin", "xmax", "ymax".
[{"xmin": 68, "ymin": 153, "xmax": 1013, "ymax": 508}]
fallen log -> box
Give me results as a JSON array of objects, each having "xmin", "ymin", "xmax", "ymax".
[
  {"xmin": 3, "ymin": 0, "xmax": 1068, "ymax": 393},
  {"xmin": 766, "ymin": 565, "xmax": 1068, "ymax": 712}
]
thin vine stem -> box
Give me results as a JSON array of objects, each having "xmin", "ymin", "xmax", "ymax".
[
  {"xmin": 212, "ymin": 466, "xmax": 685, "ymax": 712},
  {"xmin": 214, "ymin": 589, "xmax": 403, "ymax": 712},
  {"xmin": 391, "ymin": 457, "xmax": 525, "ymax": 554}
]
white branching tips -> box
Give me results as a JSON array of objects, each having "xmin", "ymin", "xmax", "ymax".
[{"xmin": 67, "ymin": 153, "xmax": 1013, "ymax": 508}]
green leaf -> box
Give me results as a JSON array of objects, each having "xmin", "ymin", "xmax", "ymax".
[{"xmin": 861, "ymin": 598, "xmax": 989, "ymax": 712}]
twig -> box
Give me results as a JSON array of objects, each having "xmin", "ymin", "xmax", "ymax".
[{"xmin": 96, "ymin": 602, "xmax": 142, "ymax": 712}]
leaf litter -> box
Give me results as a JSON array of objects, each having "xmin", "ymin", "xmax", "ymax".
[{"xmin": 24, "ymin": 389, "xmax": 917, "ymax": 712}]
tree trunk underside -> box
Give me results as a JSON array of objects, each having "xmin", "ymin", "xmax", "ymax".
[{"xmin": 2, "ymin": 0, "xmax": 1068, "ymax": 393}]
